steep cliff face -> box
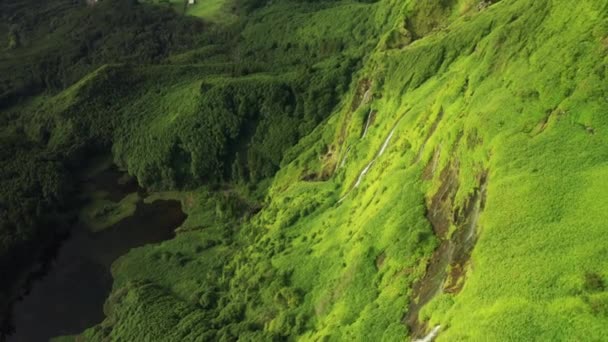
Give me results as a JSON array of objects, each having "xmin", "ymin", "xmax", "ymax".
[
  {"xmin": 255, "ymin": 1, "xmax": 608, "ymax": 339},
  {"xmin": 80, "ymin": 0, "xmax": 608, "ymax": 340},
  {"xmin": 3, "ymin": 0, "xmax": 608, "ymax": 340}
]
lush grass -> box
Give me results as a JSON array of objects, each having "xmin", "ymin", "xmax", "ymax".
[
  {"xmin": 0, "ymin": 0, "xmax": 209, "ymax": 104},
  {"xmin": 188, "ymin": 0, "xmax": 237, "ymax": 23},
  {"xmin": 97, "ymin": 0, "xmax": 608, "ymax": 339},
  {"xmin": 141, "ymin": 0, "xmax": 238, "ymax": 24},
  {"xmin": 5, "ymin": 0, "xmax": 608, "ymax": 340},
  {"xmin": 32, "ymin": 59, "xmax": 353, "ymax": 190},
  {"xmin": 56, "ymin": 0, "xmax": 608, "ymax": 339},
  {"xmin": 357, "ymin": 0, "xmax": 608, "ymax": 339},
  {"xmin": 79, "ymin": 193, "xmax": 140, "ymax": 232},
  {"xmin": 0, "ymin": 0, "xmax": 213, "ymax": 308}
]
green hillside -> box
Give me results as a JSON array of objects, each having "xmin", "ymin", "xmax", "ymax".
[
  {"xmin": 2, "ymin": 0, "xmax": 608, "ymax": 340},
  {"xmin": 141, "ymin": 0, "xmax": 239, "ymax": 23}
]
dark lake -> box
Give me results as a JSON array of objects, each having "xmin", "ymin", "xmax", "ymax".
[{"xmin": 7, "ymin": 166, "xmax": 186, "ymax": 342}]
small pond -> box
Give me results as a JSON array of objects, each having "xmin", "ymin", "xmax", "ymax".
[{"xmin": 7, "ymin": 165, "xmax": 186, "ymax": 342}]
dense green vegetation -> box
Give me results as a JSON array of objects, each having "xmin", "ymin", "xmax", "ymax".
[
  {"xmin": 0, "ymin": 0, "xmax": 214, "ymax": 323},
  {"xmin": 3, "ymin": 0, "xmax": 608, "ymax": 340},
  {"xmin": 0, "ymin": 0, "xmax": 211, "ymax": 106},
  {"xmin": 1, "ymin": 0, "xmax": 364, "ymax": 331}
]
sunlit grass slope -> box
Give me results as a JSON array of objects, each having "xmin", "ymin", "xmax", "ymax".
[
  {"xmin": 141, "ymin": 0, "xmax": 238, "ymax": 23},
  {"xmin": 39, "ymin": 0, "xmax": 608, "ymax": 340}
]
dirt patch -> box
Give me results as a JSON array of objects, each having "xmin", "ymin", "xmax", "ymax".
[
  {"xmin": 300, "ymin": 171, "xmax": 318, "ymax": 181},
  {"xmin": 426, "ymin": 163, "xmax": 459, "ymax": 237},
  {"xmin": 405, "ymin": 166, "xmax": 488, "ymax": 339},
  {"xmin": 351, "ymin": 79, "xmax": 372, "ymax": 111},
  {"xmin": 299, "ymin": 169, "xmax": 333, "ymax": 182},
  {"xmin": 443, "ymin": 263, "xmax": 465, "ymax": 294},
  {"xmin": 535, "ymin": 109, "xmax": 554, "ymax": 135},
  {"xmin": 532, "ymin": 108, "xmax": 566, "ymax": 136},
  {"xmin": 405, "ymin": 163, "xmax": 460, "ymax": 337},
  {"xmin": 405, "ymin": 242, "xmax": 451, "ymax": 337},
  {"xmin": 375, "ymin": 251, "xmax": 386, "ymax": 270},
  {"xmin": 422, "ymin": 148, "xmax": 441, "ymax": 181},
  {"xmin": 300, "ymin": 145, "xmax": 337, "ymax": 181},
  {"xmin": 444, "ymin": 172, "xmax": 487, "ymax": 293}
]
